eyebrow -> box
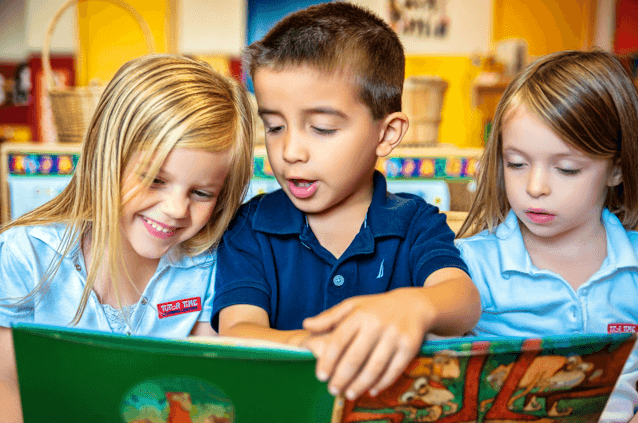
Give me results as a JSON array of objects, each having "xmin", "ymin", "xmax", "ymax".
[
  {"xmin": 156, "ymin": 169, "xmax": 223, "ymax": 189},
  {"xmin": 502, "ymin": 146, "xmax": 583, "ymax": 160},
  {"xmin": 258, "ymin": 107, "xmax": 348, "ymax": 119}
]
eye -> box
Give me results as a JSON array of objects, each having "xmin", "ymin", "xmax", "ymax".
[
  {"xmin": 413, "ymin": 377, "xmax": 428, "ymax": 390},
  {"xmin": 399, "ymin": 391, "xmax": 416, "ymax": 404},
  {"xmin": 505, "ymin": 161, "xmax": 525, "ymax": 169},
  {"xmin": 191, "ymin": 190, "xmax": 216, "ymax": 201},
  {"xmin": 557, "ymin": 168, "xmax": 581, "ymax": 175},
  {"xmin": 266, "ymin": 125, "xmax": 284, "ymax": 134},
  {"xmin": 312, "ymin": 127, "xmax": 337, "ymax": 135}
]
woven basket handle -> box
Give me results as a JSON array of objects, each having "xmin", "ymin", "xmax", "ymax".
[{"xmin": 42, "ymin": 0, "xmax": 156, "ymax": 91}]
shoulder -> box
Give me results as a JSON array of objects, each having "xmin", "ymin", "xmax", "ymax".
[
  {"xmin": 387, "ymin": 191, "xmax": 444, "ymax": 224},
  {"xmin": 0, "ymin": 224, "xmax": 65, "ymax": 252}
]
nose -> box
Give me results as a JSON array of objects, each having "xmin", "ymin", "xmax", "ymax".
[
  {"xmin": 281, "ymin": 130, "xmax": 308, "ymax": 164},
  {"xmin": 161, "ymin": 187, "xmax": 189, "ymax": 219},
  {"xmin": 526, "ymin": 165, "xmax": 550, "ymax": 197}
]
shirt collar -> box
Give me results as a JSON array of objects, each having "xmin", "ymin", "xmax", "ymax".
[
  {"xmin": 496, "ymin": 208, "xmax": 638, "ymax": 276},
  {"xmin": 252, "ymin": 171, "xmax": 412, "ymax": 239},
  {"xmin": 30, "ymin": 223, "xmax": 215, "ymax": 270}
]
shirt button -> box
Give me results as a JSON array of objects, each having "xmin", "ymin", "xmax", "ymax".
[
  {"xmin": 141, "ymin": 297, "xmax": 147, "ymax": 305},
  {"xmin": 333, "ymin": 275, "xmax": 345, "ymax": 286},
  {"xmin": 74, "ymin": 264, "xmax": 81, "ymax": 271}
]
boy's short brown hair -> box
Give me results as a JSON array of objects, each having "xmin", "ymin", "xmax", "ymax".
[{"xmin": 243, "ymin": 2, "xmax": 405, "ymax": 120}]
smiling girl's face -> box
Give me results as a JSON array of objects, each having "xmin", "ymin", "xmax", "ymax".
[
  {"xmin": 501, "ymin": 104, "xmax": 620, "ymax": 244},
  {"xmin": 119, "ymin": 148, "xmax": 230, "ymax": 266}
]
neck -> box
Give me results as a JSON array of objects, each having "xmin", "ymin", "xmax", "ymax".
[
  {"xmin": 83, "ymin": 232, "xmax": 159, "ymax": 307},
  {"xmin": 306, "ymin": 175, "xmax": 374, "ymax": 259}
]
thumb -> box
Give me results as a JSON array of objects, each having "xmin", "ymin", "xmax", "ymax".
[{"xmin": 303, "ymin": 298, "xmax": 359, "ymax": 333}]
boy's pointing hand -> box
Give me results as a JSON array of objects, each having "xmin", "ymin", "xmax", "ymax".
[{"xmin": 302, "ymin": 288, "xmax": 434, "ymax": 400}]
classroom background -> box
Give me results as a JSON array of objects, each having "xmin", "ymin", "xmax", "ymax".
[{"xmin": 0, "ymin": 0, "xmax": 636, "ymax": 230}]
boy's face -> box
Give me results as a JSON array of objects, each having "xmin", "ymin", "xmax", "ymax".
[{"xmin": 254, "ymin": 65, "xmax": 384, "ymax": 218}]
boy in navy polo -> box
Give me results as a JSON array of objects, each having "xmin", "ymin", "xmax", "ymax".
[{"xmin": 212, "ymin": 2, "xmax": 480, "ymax": 401}]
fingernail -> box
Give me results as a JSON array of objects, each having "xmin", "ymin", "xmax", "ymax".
[
  {"xmin": 346, "ymin": 390, "xmax": 356, "ymax": 400},
  {"xmin": 329, "ymin": 386, "xmax": 339, "ymax": 396},
  {"xmin": 317, "ymin": 371, "xmax": 328, "ymax": 382},
  {"xmin": 369, "ymin": 388, "xmax": 378, "ymax": 397}
]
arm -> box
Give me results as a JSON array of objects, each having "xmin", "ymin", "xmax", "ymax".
[
  {"xmin": 189, "ymin": 321, "xmax": 217, "ymax": 337},
  {"xmin": 630, "ymin": 413, "xmax": 638, "ymax": 423},
  {"xmin": 219, "ymin": 304, "xmax": 311, "ymax": 347},
  {"xmin": 0, "ymin": 327, "xmax": 23, "ymax": 423},
  {"xmin": 303, "ymin": 267, "xmax": 480, "ymax": 400}
]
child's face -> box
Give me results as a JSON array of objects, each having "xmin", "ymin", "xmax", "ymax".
[
  {"xmin": 253, "ymin": 65, "xmax": 384, "ymax": 217},
  {"xmin": 502, "ymin": 105, "xmax": 619, "ymax": 243},
  {"xmin": 120, "ymin": 148, "xmax": 230, "ymax": 262}
]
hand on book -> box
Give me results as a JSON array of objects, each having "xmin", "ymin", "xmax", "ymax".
[{"xmin": 301, "ymin": 287, "xmax": 434, "ymax": 401}]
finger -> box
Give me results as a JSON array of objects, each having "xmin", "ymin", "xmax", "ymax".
[
  {"xmin": 341, "ymin": 328, "xmax": 398, "ymax": 400},
  {"xmin": 303, "ymin": 334, "xmax": 327, "ymax": 358},
  {"xmin": 303, "ymin": 298, "xmax": 359, "ymax": 333},
  {"xmin": 314, "ymin": 320, "xmax": 361, "ymax": 386},
  {"xmin": 326, "ymin": 324, "xmax": 382, "ymax": 396},
  {"xmin": 368, "ymin": 341, "xmax": 420, "ymax": 397}
]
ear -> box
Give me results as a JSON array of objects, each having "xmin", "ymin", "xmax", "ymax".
[
  {"xmin": 607, "ymin": 165, "xmax": 622, "ymax": 187},
  {"xmin": 376, "ymin": 111, "xmax": 409, "ymax": 157}
]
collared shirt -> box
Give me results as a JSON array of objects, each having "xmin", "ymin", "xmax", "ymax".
[
  {"xmin": 213, "ymin": 171, "xmax": 468, "ymax": 331},
  {"xmin": 456, "ymin": 208, "xmax": 638, "ymax": 422},
  {"xmin": 0, "ymin": 223, "xmax": 216, "ymax": 338}
]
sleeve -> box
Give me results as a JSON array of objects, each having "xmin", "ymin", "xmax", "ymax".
[
  {"xmin": 196, "ymin": 254, "xmax": 216, "ymax": 323},
  {"xmin": 599, "ymin": 343, "xmax": 638, "ymax": 423},
  {"xmin": 455, "ymin": 239, "xmax": 493, "ymax": 311},
  {"xmin": 0, "ymin": 228, "xmax": 37, "ymax": 327},
  {"xmin": 409, "ymin": 204, "xmax": 470, "ymax": 286},
  {"xmin": 211, "ymin": 204, "xmax": 272, "ymax": 331}
]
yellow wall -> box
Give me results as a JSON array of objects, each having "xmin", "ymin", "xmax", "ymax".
[
  {"xmin": 406, "ymin": 56, "xmax": 484, "ymax": 148},
  {"xmin": 76, "ymin": 0, "xmax": 170, "ymax": 86},
  {"xmin": 493, "ymin": 0, "xmax": 596, "ymax": 56}
]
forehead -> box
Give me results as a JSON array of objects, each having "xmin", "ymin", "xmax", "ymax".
[{"xmin": 253, "ymin": 65, "xmax": 364, "ymax": 112}]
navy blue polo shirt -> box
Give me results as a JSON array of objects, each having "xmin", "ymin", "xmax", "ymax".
[{"xmin": 212, "ymin": 171, "xmax": 469, "ymax": 331}]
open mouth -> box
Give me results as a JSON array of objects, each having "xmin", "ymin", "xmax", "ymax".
[
  {"xmin": 288, "ymin": 179, "xmax": 318, "ymax": 199},
  {"xmin": 141, "ymin": 216, "xmax": 176, "ymax": 238}
]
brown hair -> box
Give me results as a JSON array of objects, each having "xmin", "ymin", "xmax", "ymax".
[
  {"xmin": 2, "ymin": 54, "xmax": 254, "ymax": 323},
  {"xmin": 458, "ymin": 49, "xmax": 638, "ymax": 238},
  {"xmin": 243, "ymin": 2, "xmax": 405, "ymax": 120}
]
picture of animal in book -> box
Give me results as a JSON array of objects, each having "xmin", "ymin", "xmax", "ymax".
[
  {"xmin": 335, "ymin": 338, "xmax": 635, "ymax": 423},
  {"xmin": 121, "ymin": 377, "xmax": 234, "ymax": 423}
]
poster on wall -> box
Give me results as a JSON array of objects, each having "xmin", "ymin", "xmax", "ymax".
[{"xmin": 353, "ymin": 0, "xmax": 491, "ymax": 54}]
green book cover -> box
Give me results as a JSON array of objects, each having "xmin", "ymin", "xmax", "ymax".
[{"xmin": 12, "ymin": 323, "xmax": 636, "ymax": 423}]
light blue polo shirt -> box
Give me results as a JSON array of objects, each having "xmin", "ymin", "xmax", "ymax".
[
  {"xmin": 456, "ymin": 208, "xmax": 638, "ymax": 423},
  {"xmin": 0, "ymin": 224, "xmax": 216, "ymax": 338}
]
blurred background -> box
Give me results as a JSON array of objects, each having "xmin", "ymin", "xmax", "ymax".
[{"xmin": 0, "ymin": 0, "xmax": 635, "ymax": 226}]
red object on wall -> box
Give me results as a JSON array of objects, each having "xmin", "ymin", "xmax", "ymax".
[
  {"xmin": 615, "ymin": 0, "xmax": 638, "ymax": 55},
  {"xmin": 0, "ymin": 55, "xmax": 74, "ymax": 143}
]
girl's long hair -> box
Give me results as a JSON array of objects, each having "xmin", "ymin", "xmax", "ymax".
[
  {"xmin": 457, "ymin": 49, "xmax": 638, "ymax": 238},
  {"xmin": 1, "ymin": 54, "xmax": 254, "ymax": 323}
]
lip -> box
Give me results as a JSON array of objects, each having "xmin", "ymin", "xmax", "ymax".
[
  {"xmin": 141, "ymin": 216, "xmax": 177, "ymax": 239},
  {"xmin": 525, "ymin": 208, "xmax": 556, "ymax": 224},
  {"xmin": 288, "ymin": 179, "xmax": 318, "ymax": 199}
]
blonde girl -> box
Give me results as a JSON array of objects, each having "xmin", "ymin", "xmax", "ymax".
[
  {"xmin": 0, "ymin": 54, "xmax": 254, "ymax": 423},
  {"xmin": 456, "ymin": 50, "xmax": 638, "ymax": 423}
]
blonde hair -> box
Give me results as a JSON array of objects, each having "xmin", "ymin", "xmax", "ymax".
[
  {"xmin": 457, "ymin": 50, "xmax": 638, "ymax": 238},
  {"xmin": 2, "ymin": 54, "xmax": 254, "ymax": 323}
]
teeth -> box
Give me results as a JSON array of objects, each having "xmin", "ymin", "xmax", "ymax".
[
  {"xmin": 143, "ymin": 217, "xmax": 174, "ymax": 233},
  {"xmin": 294, "ymin": 180, "xmax": 313, "ymax": 187}
]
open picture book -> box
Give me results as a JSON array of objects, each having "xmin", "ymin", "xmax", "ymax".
[{"xmin": 12, "ymin": 323, "xmax": 636, "ymax": 423}]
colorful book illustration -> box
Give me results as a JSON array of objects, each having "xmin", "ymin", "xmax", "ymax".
[{"xmin": 12, "ymin": 323, "xmax": 636, "ymax": 423}]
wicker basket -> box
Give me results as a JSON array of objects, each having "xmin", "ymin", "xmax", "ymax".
[
  {"xmin": 401, "ymin": 76, "xmax": 449, "ymax": 147},
  {"xmin": 43, "ymin": 0, "xmax": 155, "ymax": 144}
]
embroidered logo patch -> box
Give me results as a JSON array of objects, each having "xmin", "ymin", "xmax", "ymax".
[
  {"xmin": 608, "ymin": 323, "xmax": 638, "ymax": 334},
  {"xmin": 157, "ymin": 297, "xmax": 202, "ymax": 319}
]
